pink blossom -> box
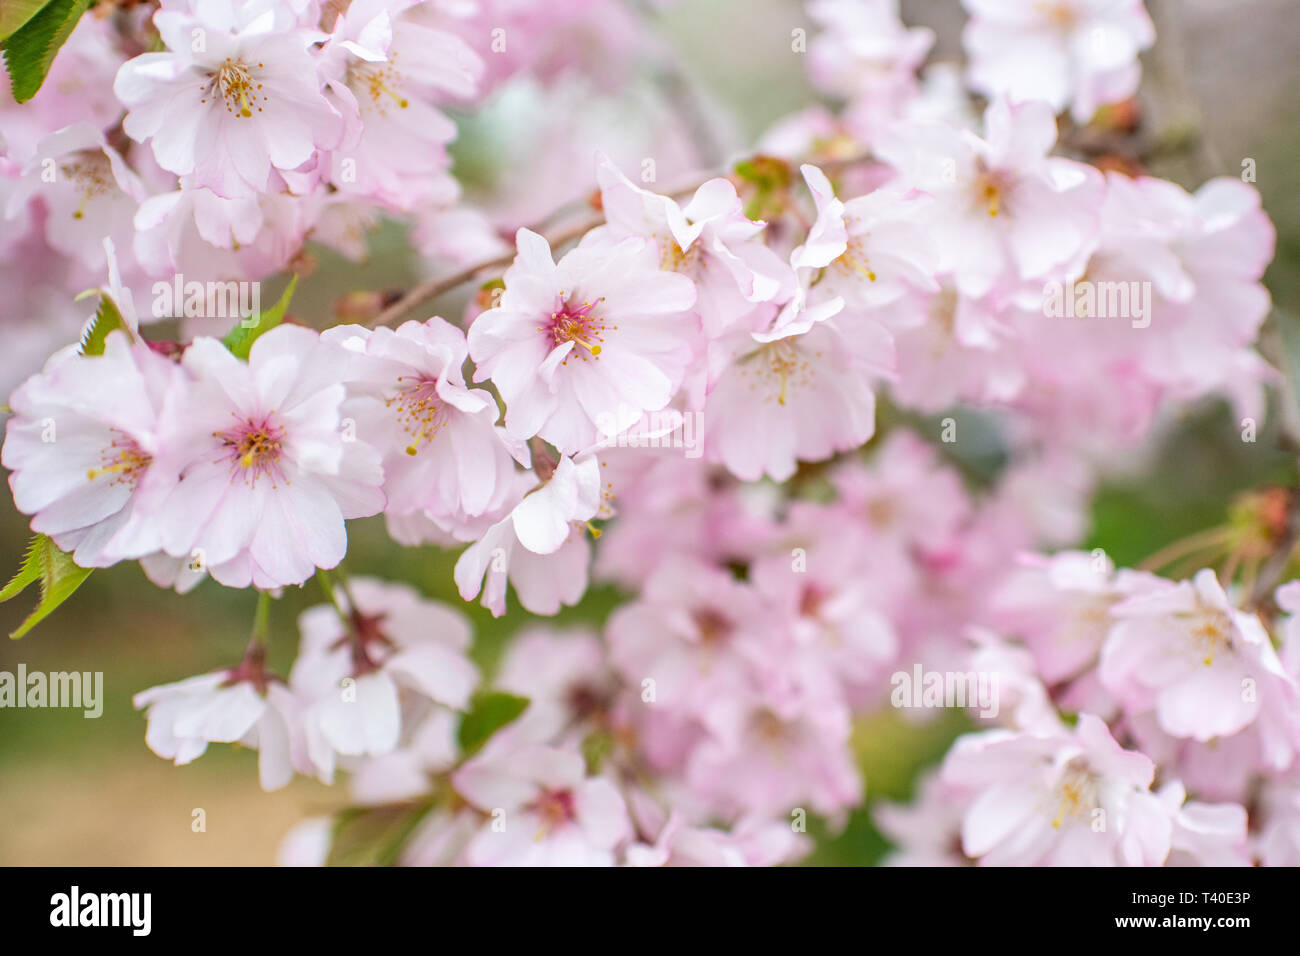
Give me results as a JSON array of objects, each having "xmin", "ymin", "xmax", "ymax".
[
  {"xmin": 963, "ymin": 0, "xmax": 1155, "ymax": 123},
  {"xmin": 941, "ymin": 714, "xmax": 1172, "ymax": 865},
  {"xmin": 453, "ymin": 454, "xmax": 603, "ymax": 616},
  {"xmin": 453, "ymin": 744, "xmax": 631, "ymax": 866},
  {"xmin": 115, "ymin": 5, "xmax": 343, "ymax": 197},
  {"xmin": 3, "ymin": 330, "xmax": 183, "ymax": 567},
  {"xmin": 320, "ymin": 0, "xmax": 482, "ymax": 209},
  {"xmin": 138, "ymin": 325, "xmax": 386, "ymax": 588},
  {"xmin": 1100, "ymin": 569, "xmax": 1297, "ymax": 743},
  {"xmin": 592, "ymin": 156, "xmax": 794, "ymax": 336},
  {"xmin": 291, "ymin": 577, "xmax": 479, "ymax": 782},
  {"xmin": 322, "ymin": 318, "xmax": 519, "ymax": 519},
  {"xmin": 467, "ymin": 227, "xmax": 699, "ymax": 455},
  {"xmin": 8, "ymin": 124, "xmax": 147, "ymax": 273},
  {"xmin": 877, "ymin": 98, "xmax": 1104, "ymax": 298},
  {"xmin": 134, "ymin": 666, "xmax": 301, "ymax": 790}
]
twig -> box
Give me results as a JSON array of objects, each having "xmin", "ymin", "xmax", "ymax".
[{"xmin": 368, "ymin": 151, "xmax": 875, "ymax": 330}]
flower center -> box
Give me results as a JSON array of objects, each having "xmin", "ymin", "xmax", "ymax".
[
  {"xmin": 1187, "ymin": 606, "xmax": 1235, "ymax": 666},
  {"xmin": 1051, "ymin": 758, "xmax": 1099, "ymax": 829},
  {"xmin": 834, "ymin": 233, "xmax": 877, "ymax": 282},
  {"xmin": 529, "ymin": 788, "xmax": 577, "ymax": 839},
  {"xmin": 204, "ymin": 58, "xmax": 264, "ymax": 118},
  {"xmin": 546, "ymin": 295, "xmax": 608, "ymax": 364},
  {"xmin": 657, "ymin": 235, "xmax": 701, "ymax": 274},
  {"xmin": 86, "ymin": 432, "xmax": 151, "ymax": 487},
  {"xmin": 351, "ymin": 56, "xmax": 409, "ymax": 114},
  {"xmin": 1036, "ymin": 2, "xmax": 1078, "ymax": 28},
  {"xmin": 974, "ymin": 167, "xmax": 1007, "ymax": 218},
  {"xmin": 216, "ymin": 415, "xmax": 285, "ymax": 485},
  {"xmin": 387, "ymin": 377, "xmax": 446, "ymax": 456},
  {"xmin": 738, "ymin": 338, "xmax": 815, "ymax": 407},
  {"xmin": 692, "ymin": 607, "xmax": 732, "ymax": 647},
  {"xmin": 60, "ymin": 151, "xmax": 113, "ymax": 220}
]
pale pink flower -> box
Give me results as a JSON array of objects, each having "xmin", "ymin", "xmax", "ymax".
[
  {"xmin": 874, "ymin": 770, "xmax": 971, "ymax": 866},
  {"xmin": 320, "ymin": 0, "xmax": 482, "ymax": 209},
  {"xmin": 322, "ymin": 318, "xmax": 519, "ymax": 519},
  {"xmin": 992, "ymin": 550, "xmax": 1159, "ymax": 684},
  {"xmin": 466, "ymin": 227, "xmax": 699, "ymax": 455},
  {"xmin": 877, "ymin": 99, "xmax": 1103, "ymax": 298},
  {"xmin": 625, "ymin": 807, "xmax": 808, "ymax": 867},
  {"xmin": 115, "ymin": 5, "xmax": 343, "ymax": 197},
  {"xmin": 3, "ymin": 331, "xmax": 183, "ymax": 567},
  {"xmin": 0, "ymin": 16, "xmax": 126, "ymax": 163},
  {"xmin": 138, "ymin": 325, "xmax": 386, "ymax": 588},
  {"xmin": 806, "ymin": 0, "xmax": 934, "ymax": 140},
  {"xmin": 453, "ymin": 744, "xmax": 631, "ymax": 866},
  {"xmin": 1152, "ymin": 782, "xmax": 1250, "ymax": 867},
  {"xmin": 348, "ymin": 709, "xmax": 461, "ymax": 805},
  {"xmin": 134, "ymin": 665, "xmax": 301, "ymax": 790},
  {"xmin": 1100, "ymin": 569, "xmax": 1297, "ymax": 743},
  {"xmin": 291, "ymin": 577, "xmax": 479, "ymax": 783},
  {"xmin": 941, "ymin": 714, "xmax": 1172, "ymax": 866},
  {"xmin": 493, "ymin": 627, "xmax": 615, "ymax": 747},
  {"xmin": 702, "ymin": 309, "xmax": 889, "ymax": 482},
  {"xmin": 686, "ymin": 673, "xmax": 861, "ymax": 819},
  {"xmin": 607, "ymin": 559, "xmax": 773, "ymax": 715},
  {"xmin": 592, "ymin": 156, "xmax": 794, "ymax": 336},
  {"xmin": 749, "ymin": 502, "xmax": 900, "ymax": 700},
  {"xmin": 963, "ymin": 0, "xmax": 1155, "ymax": 122},
  {"xmin": 8, "ymin": 124, "xmax": 147, "ymax": 273},
  {"xmin": 134, "ymin": 184, "xmax": 310, "ymax": 289},
  {"xmin": 799, "ymin": 165, "xmax": 939, "ymax": 312},
  {"xmin": 453, "ymin": 454, "xmax": 602, "ymax": 617}
]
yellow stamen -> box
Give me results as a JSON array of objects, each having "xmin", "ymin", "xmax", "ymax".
[{"xmin": 86, "ymin": 460, "xmax": 131, "ymax": 481}]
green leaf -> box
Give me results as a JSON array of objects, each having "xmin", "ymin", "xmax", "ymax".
[
  {"xmin": 325, "ymin": 801, "xmax": 435, "ymax": 867},
  {"xmin": 79, "ymin": 292, "xmax": 127, "ymax": 356},
  {"xmin": 1, "ymin": 0, "xmax": 89, "ymax": 104},
  {"xmin": 581, "ymin": 729, "xmax": 614, "ymax": 775},
  {"xmin": 733, "ymin": 155, "xmax": 793, "ymax": 222},
  {"xmin": 0, "ymin": 534, "xmax": 92, "ymax": 639},
  {"xmin": 220, "ymin": 274, "xmax": 298, "ymax": 360},
  {"xmin": 0, "ymin": 0, "xmax": 47, "ymax": 43},
  {"xmin": 457, "ymin": 691, "xmax": 529, "ymax": 758}
]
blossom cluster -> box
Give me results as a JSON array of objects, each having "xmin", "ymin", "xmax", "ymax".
[{"xmin": 2, "ymin": 0, "xmax": 1295, "ymax": 866}]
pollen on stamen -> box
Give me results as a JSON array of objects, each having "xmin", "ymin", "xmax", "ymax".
[
  {"xmin": 548, "ymin": 295, "xmax": 608, "ymax": 364},
  {"xmin": 215, "ymin": 414, "xmax": 286, "ymax": 486}
]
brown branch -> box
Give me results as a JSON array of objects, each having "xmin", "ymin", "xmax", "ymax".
[{"xmin": 367, "ymin": 151, "xmax": 876, "ymax": 330}]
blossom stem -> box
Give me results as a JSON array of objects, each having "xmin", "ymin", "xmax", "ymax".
[
  {"xmin": 316, "ymin": 569, "xmax": 351, "ymax": 630},
  {"xmin": 1137, "ymin": 526, "xmax": 1233, "ymax": 572},
  {"xmin": 250, "ymin": 589, "xmax": 272, "ymax": 647}
]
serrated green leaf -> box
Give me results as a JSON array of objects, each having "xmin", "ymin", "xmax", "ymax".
[
  {"xmin": 220, "ymin": 274, "xmax": 298, "ymax": 360},
  {"xmin": 0, "ymin": 534, "xmax": 92, "ymax": 639},
  {"xmin": 457, "ymin": 691, "xmax": 529, "ymax": 758},
  {"xmin": 1, "ymin": 0, "xmax": 88, "ymax": 104},
  {"xmin": 0, "ymin": 0, "xmax": 47, "ymax": 43},
  {"xmin": 79, "ymin": 293, "xmax": 127, "ymax": 356}
]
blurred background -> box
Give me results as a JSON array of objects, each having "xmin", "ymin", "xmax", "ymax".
[{"xmin": 1, "ymin": 0, "xmax": 1298, "ymax": 864}]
